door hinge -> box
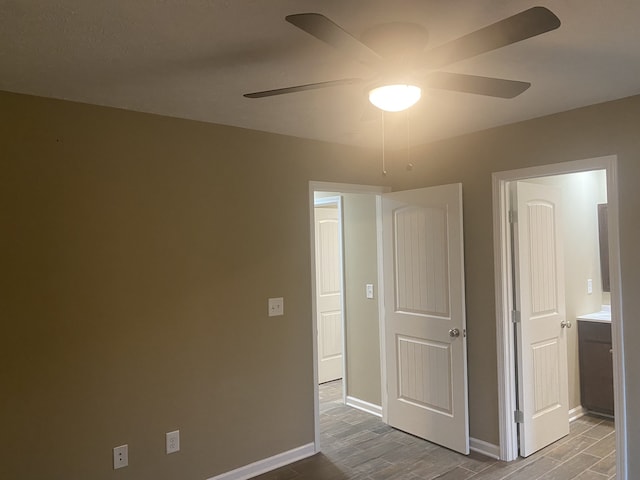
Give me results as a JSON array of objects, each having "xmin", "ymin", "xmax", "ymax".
[
  {"xmin": 514, "ymin": 410, "xmax": 524, "ymax": 424},
  {"xmin": 509, "ymin": 210, "xmax": 518, "ymax": 224},
  {"xmin": 511, "ymin": 310, "xmax": 521, "ymax": 323}
]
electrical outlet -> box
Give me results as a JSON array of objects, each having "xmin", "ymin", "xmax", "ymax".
[
  {"xmin": 166, "ymin": 430, "xmax": 180, "ymax": 454},
  {"xmin": 268, "ymin": 297, "xmax": 284, "ymax": 317},
  {"xmin": 587, "ymin": 278, "xmax": 593, "ymax": 294},
  {"xmin": 113, "ymin": 444, "xmax": 128, "ymax": 469}
]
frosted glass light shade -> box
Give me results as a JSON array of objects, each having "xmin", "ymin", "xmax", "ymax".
[{"xmin": 369, "ymin": 84, "xmax": 421, "ymax": 112}]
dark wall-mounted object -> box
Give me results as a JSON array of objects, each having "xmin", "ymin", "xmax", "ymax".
[{"xmin": 598, "ymin": 204, "xmax": 610, "ymax": 292}]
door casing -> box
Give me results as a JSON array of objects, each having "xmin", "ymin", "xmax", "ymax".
[{"xmin": 492, "ymin": 156, "xmax": 627, "ymax": 478}]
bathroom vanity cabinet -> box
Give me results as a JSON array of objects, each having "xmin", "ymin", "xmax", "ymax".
[{"xmin": 577, "ymin": 318, "xmax": 614, "ymax": 416}]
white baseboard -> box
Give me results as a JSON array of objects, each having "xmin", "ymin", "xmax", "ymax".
[
  {"xmin": 569, "ymin": 405, "xmax": 587, "ymax": 422},
  {"xmin": 206, "ymin": 443, "xmax": 315, "ymax": 480},
  {"xmin": 345, "ymin": 396, "xmax": 382, "ymax": 417},
  {"xmin": 469, "ymin": 407, "xmax": 588, "ymax": 462},
  {"xmin": 469, "ymin": 437, "xmax": 500, "ymax": 460}
]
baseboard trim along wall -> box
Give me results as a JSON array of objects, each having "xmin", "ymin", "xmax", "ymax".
[
  {"xmin": 208, "ymin": 405, "xmax": 591, "ymax": 479},
  {"xmin": 569, "ymin": 405, "xmax": 587, "ymax": 422},
  {"xmin": 469, "ymin": 437, "xmax": 501, "ymax": 460},
  {"xmin": 207, "ymin": 443, "xmax": 315, "ymax": 480},
  {"xmin": 345, "ymin": 396, "xmax": 383, "ymax": 417},
  {"xmin": 469, "ymin": 407, "xmax": 587, "ymax": 462}
]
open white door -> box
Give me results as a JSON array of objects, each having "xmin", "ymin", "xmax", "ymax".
[
  {"xmin": 382, "ymin": 183, "xmax": 469, "ymax": 455},
  {"xmin": 314, "ymin": 202, "xmax": 344, "ymax": 384},
  {"xmin": 513, "ymin": 181, "xmax": 569, "ymax": 457}
]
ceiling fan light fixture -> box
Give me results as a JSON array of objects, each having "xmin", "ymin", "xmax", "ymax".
[{"xmin": 369, "ymin": 84, "xmax": 421, "ymax": 112}]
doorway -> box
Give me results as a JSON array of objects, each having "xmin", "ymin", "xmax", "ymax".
[
  {"xmin": 492, "ymin": 157, "xmax": 627, "ymax": 477},
  {"xmin": 309, "ymin": 182, "xmax": 389, "ymax": 451},
  {"xmin": 309, "ymin": 181, "xmax": 470, "ymax": 456}
]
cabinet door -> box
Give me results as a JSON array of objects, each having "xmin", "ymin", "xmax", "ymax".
[{"xmin": 578, "ymin": 321, "xmax": 614, "ymax": 415}]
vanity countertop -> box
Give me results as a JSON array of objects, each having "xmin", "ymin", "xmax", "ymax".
[{"xmin": 577, "ymin": 305, "xmax": 611, "ymax": 323}]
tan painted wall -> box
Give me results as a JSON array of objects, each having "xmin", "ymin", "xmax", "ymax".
[
  {"xmin": 0, "ymin": 91, "xmax": 388, "ymax": 480},
  {"xmin": 342, "ymin": 193, "xmax": 381, "ymax": 406},
  {"xmin": 2, "ymin": 90, "xmax": 640, "ymax": 478}
]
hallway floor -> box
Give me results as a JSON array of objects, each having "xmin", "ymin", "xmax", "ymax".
[{"xmin": 253, "ymin": 381, "xmax": 616, "ymax": 480}]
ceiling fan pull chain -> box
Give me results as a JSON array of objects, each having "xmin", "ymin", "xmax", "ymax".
[
  {"xmin": 406, "ymin": 110, "xmax": 413, "ymax": 171},
  {"xmin": 382, "ymin": 111, "xmax": 387, "ymax": 176}
]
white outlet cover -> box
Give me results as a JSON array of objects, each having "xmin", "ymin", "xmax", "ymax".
[
  {"xmin": 113, "ymin": 444, "xmax": 128, "ymax": 469},
  {"xmin": 166, "ymin": 430, "xmax": 180, "ymax": 454}
]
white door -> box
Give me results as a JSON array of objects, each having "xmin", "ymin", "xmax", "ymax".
[
  {"xmin": 383, "ymin": 183, "xmax": 469, "ymax": 454},
  {"xmin": 315, "ymin": 202, "xmax": 344, "ymax": 384},
  {"xmin": 513, "ymin": 181, "xmax": 569, "ymax": 457}
]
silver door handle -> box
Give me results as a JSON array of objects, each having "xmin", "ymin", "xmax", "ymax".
[
  {"xmin": 561, "ymin": 320, "xmax": 572, "ymax": 329},
  {"xmin": 449, "ymin": 328, "xmax": 460, "ymax": 338}
]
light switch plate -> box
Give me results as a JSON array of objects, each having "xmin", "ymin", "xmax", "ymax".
[
  {"xmin": 366, "ymin": 284, "xmax": 374, "ymax": 299},
  {"xmin": 587, "ymin": 278, "xmax": 593, "ymax": 294},
  {"xmin": 268, "ymin": 297, "xmax": 284, "ymax": 317}
]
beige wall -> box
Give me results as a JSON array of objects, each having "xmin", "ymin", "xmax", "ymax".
[
  {"xmin": 0, "ymin": 91, "xmax": 387, "ymax": 480},
  {"xmin": 2, "ymin": 90, "xmax": 640, "ymax": 479},
  {"xmin": 342, "ymin": 193, "xmax": 381, "ymax": 406}
]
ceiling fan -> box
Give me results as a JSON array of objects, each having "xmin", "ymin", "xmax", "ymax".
[{"xmin": 244, "ymin": 6, "xmax": 561, "ymax": 112}]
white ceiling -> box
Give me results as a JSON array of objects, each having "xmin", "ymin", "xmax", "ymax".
[{"xmin": 2, "ymin": 0, "xmax": 640, "ymax": 147}]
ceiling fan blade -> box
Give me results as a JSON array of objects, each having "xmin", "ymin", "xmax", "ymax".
[
  {"xmin": 286, "ymin": 13, "xmax": 383, "ymax": 67},
  {"xmin": 426, "ymin": 72, "xmax": 530, "ymax": 98},
  {"xmin": 244, "ymin": 78, "xmax": 364, "ymax": 98},
  {"xmin": 422, "ymin": 7, "xmax": 561, "ymax": 69}
]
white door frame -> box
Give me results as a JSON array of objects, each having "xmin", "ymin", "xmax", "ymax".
[
  {"xmin": 492, "ymin": 156, "xmax": 627, "ymax": 478},
  {"xmin": 309, "ymin": 181, "xmax": 390, "ymax": 452}
]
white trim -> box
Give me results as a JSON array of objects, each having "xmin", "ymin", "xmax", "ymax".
[
  {"xmin": 308, "ymin": 186, "xmax": 321, "ymax": 452},
  {"xmin": 375, "ymin": 194, "xmax": 388, "ymax": 423},
  {"xmin": 310, "ymin": 181, "xmax": 390, "ymax": 196},
  {"xmin": 492, "ymin": 156, "xmax": 627, "ymax": 480},
  {"xmin": 345, "ymin": 396, "xmax": 383, "ymax": 417},
  {"xmin": 492, "ymin": 172, "xmax": 518, "ymax": 461},
  {"xmin": 469, "ymin": 438, "xmax": 500, "ymax": 460},
  {"xmin": 206, "ymin": 443, "xmax": 315, "ymax": 480},
  {"xmin": 336, "ymin": 197, "xmax": 347, "ymax": 406},
  {"xmin": 309, "ymin": 181, "xmax": 390, "ymax": 453},
  {"xmin": 568, "ymin": 406, "xmax": 587, "ymax": 422},
  {"xmin": 313, "ymin": 196, "xmax": 341, "ymax": 207},
  {"xmin": 606, "ymin": 159, "xmax": 628, "ymax": 480}
]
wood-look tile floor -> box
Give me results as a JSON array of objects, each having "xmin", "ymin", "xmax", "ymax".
[{"xmin": 253, "ymin": 381, "xmax": 616, "ymax": 480}]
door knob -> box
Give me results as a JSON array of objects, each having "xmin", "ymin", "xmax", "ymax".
[
  {"xmin": 560, "ymin": 320, "xmax": 572, "ymax": 329},
  {"xmin": 449, "ymin": 328, "xmax": 460, "ymax": 338}
]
